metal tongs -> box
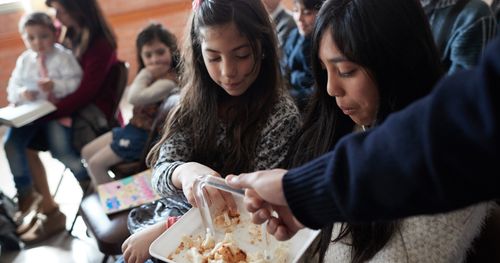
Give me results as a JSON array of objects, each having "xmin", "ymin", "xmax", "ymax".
[{"xmin": 193, "ymin": 174, "xmax": 271, "ymax": 260}]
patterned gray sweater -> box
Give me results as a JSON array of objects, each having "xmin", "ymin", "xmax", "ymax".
[{"xmin": 151, "ymin": 92, "xmax": 300, "ymax": 202}]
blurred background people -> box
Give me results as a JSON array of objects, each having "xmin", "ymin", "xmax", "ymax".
[
  {"xmin": 281, "ymin": 0, "xmax": 323, "ymax": 112},
  {"xmin": 4, "ymin": 11, "xmax": 81, "ymax": 225},
  {"xmin": 262, "ymin": 0, "xmax": 297, "ymax": 55},
  {"xmin": 421, "ymin": 0, "xmax": 496, "ymax": 74},
  {"xmin": 13, "ymin": 0, "xmax": 119, "ymax": 244}
]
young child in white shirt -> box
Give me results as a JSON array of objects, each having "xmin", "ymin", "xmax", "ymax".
[
  {"xmin": 7, "ymin": 11, "xmax": 82, "ymax": 106},
  {"xmin": 4, "ymin": 11, "xmax": 82, "ymax": 222}
]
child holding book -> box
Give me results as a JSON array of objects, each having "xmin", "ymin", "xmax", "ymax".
[
  {"xmin": 7, "ymin": 12, "xmax": 82, "ymax": 106},
  {"xmin": 3, "ymin": 11, "xmax": 82, "ymax": 222}
]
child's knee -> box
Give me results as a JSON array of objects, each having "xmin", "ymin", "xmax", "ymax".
[
  {"xmin": 86, "ymin": 156, "xmax": 100, "ymax": 171},
  {"xmin": 87, "ymin": 155, "xmax": 111, "ymax": 174}
]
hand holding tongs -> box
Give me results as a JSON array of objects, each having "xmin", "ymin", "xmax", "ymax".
[{"xmin": 193, "ymin": 174, "xmax": 272, "ymax": 260}]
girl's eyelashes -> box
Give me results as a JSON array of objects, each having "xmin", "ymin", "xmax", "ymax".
[
  {"xmin": 207, "ymin": 56, "xmax": 221, "ymax": 62},
  {"xmin": 235, "ymin": 53, "xmax": 251, "ymax": 59},
  {"xmin": 338, "ymin": 68, "xmax": 357, "ymax": 78},
  {"xmin": 319, "ymin": 61, "xmax": 355, "ymax": 77},
  {"xmin": 207, "ymin": 53, "xmax": 250, "ymax": 63}
]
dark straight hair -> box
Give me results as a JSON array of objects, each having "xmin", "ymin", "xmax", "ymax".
[
  {"xmin": 287, "ymin": 0, "xmax": 443, "ymax": 262},
  {"xmin": 45, "ymin": 0, "xmax": 117, "ymax": 50}
]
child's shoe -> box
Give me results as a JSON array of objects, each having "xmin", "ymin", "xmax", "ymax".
[
  {"xmin": 14, "ymin": 190, "xmax": 42, "ymax": 222},
  {"xmin": 20, "ymin": 207, "xmax": 66, "ymax": 245}
]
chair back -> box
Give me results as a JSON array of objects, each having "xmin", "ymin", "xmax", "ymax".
[{"xmin": 105, "ymin": 61, "xmax": 129, "ymax": 127}]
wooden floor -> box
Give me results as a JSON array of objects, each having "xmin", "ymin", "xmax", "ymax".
[{"xmin": 0, "ymin": 107, "xmax": 131, "ymax": 263}]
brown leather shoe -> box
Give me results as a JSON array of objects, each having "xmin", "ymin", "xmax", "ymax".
[
  {"xmin": 14, "ymin": 190, "xmax": 42, "ymax": 222},
  {"xmin": 16, "ymin": 212, "xmax": 39, "ymax": 235},
  {"xmin": 20, "ymin": 208, "xmax": 66, "ymax": 245}
]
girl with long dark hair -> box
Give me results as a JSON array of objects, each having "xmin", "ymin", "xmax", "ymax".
[
  {"xmin": 287, "ymin": 0, "xmax": 491, "ymax": 262},
  {"xmin": 121, "ymin": 1, "xmax": 301, "ymax": 261}
]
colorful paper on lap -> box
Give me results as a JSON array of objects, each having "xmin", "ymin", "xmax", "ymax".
[{"xmin": 97, "ymin": 169, "xmax": 160, "ymax": 214}]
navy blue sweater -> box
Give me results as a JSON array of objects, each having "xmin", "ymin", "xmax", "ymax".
[{"xmin": 283, "ymin": 36, "xmax": 500, "ymax": 229}]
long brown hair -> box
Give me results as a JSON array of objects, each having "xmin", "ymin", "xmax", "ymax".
[
  {"xmin": 45, "ymin": 0, "xmax": 116, "ymax": 56},
  {"xmin": 147, "ymin": 0, "xmax": 282, "ymax": 175},
  {"xmin": 286, "ymin": 0, "xmax": 443, "ymax": 262}
]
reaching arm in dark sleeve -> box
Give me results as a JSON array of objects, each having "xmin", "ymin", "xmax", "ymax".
[{"xmin": 283, "ymin": 36, "xmax": 500, "ymax": 229}]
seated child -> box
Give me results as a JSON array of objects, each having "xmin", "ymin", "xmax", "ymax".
[
  {"xmin": 81, "ymin": 23, "xmax": 179, "ymax": 187},
  {"xmin": 7, "ymin": 12, "xmax": 82, "ymax": 105},
  {"xmin": 4, "ymin": 11, "xmax": 82, "ymax": 221},
  {"xmin": 119, "ymin": 1, "xmax": 301, "ymax": 262}
]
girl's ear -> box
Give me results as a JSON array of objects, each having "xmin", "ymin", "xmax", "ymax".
[{"xmin": 262, "ymin": 53, "xmax": 265, "ymax": 60}]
